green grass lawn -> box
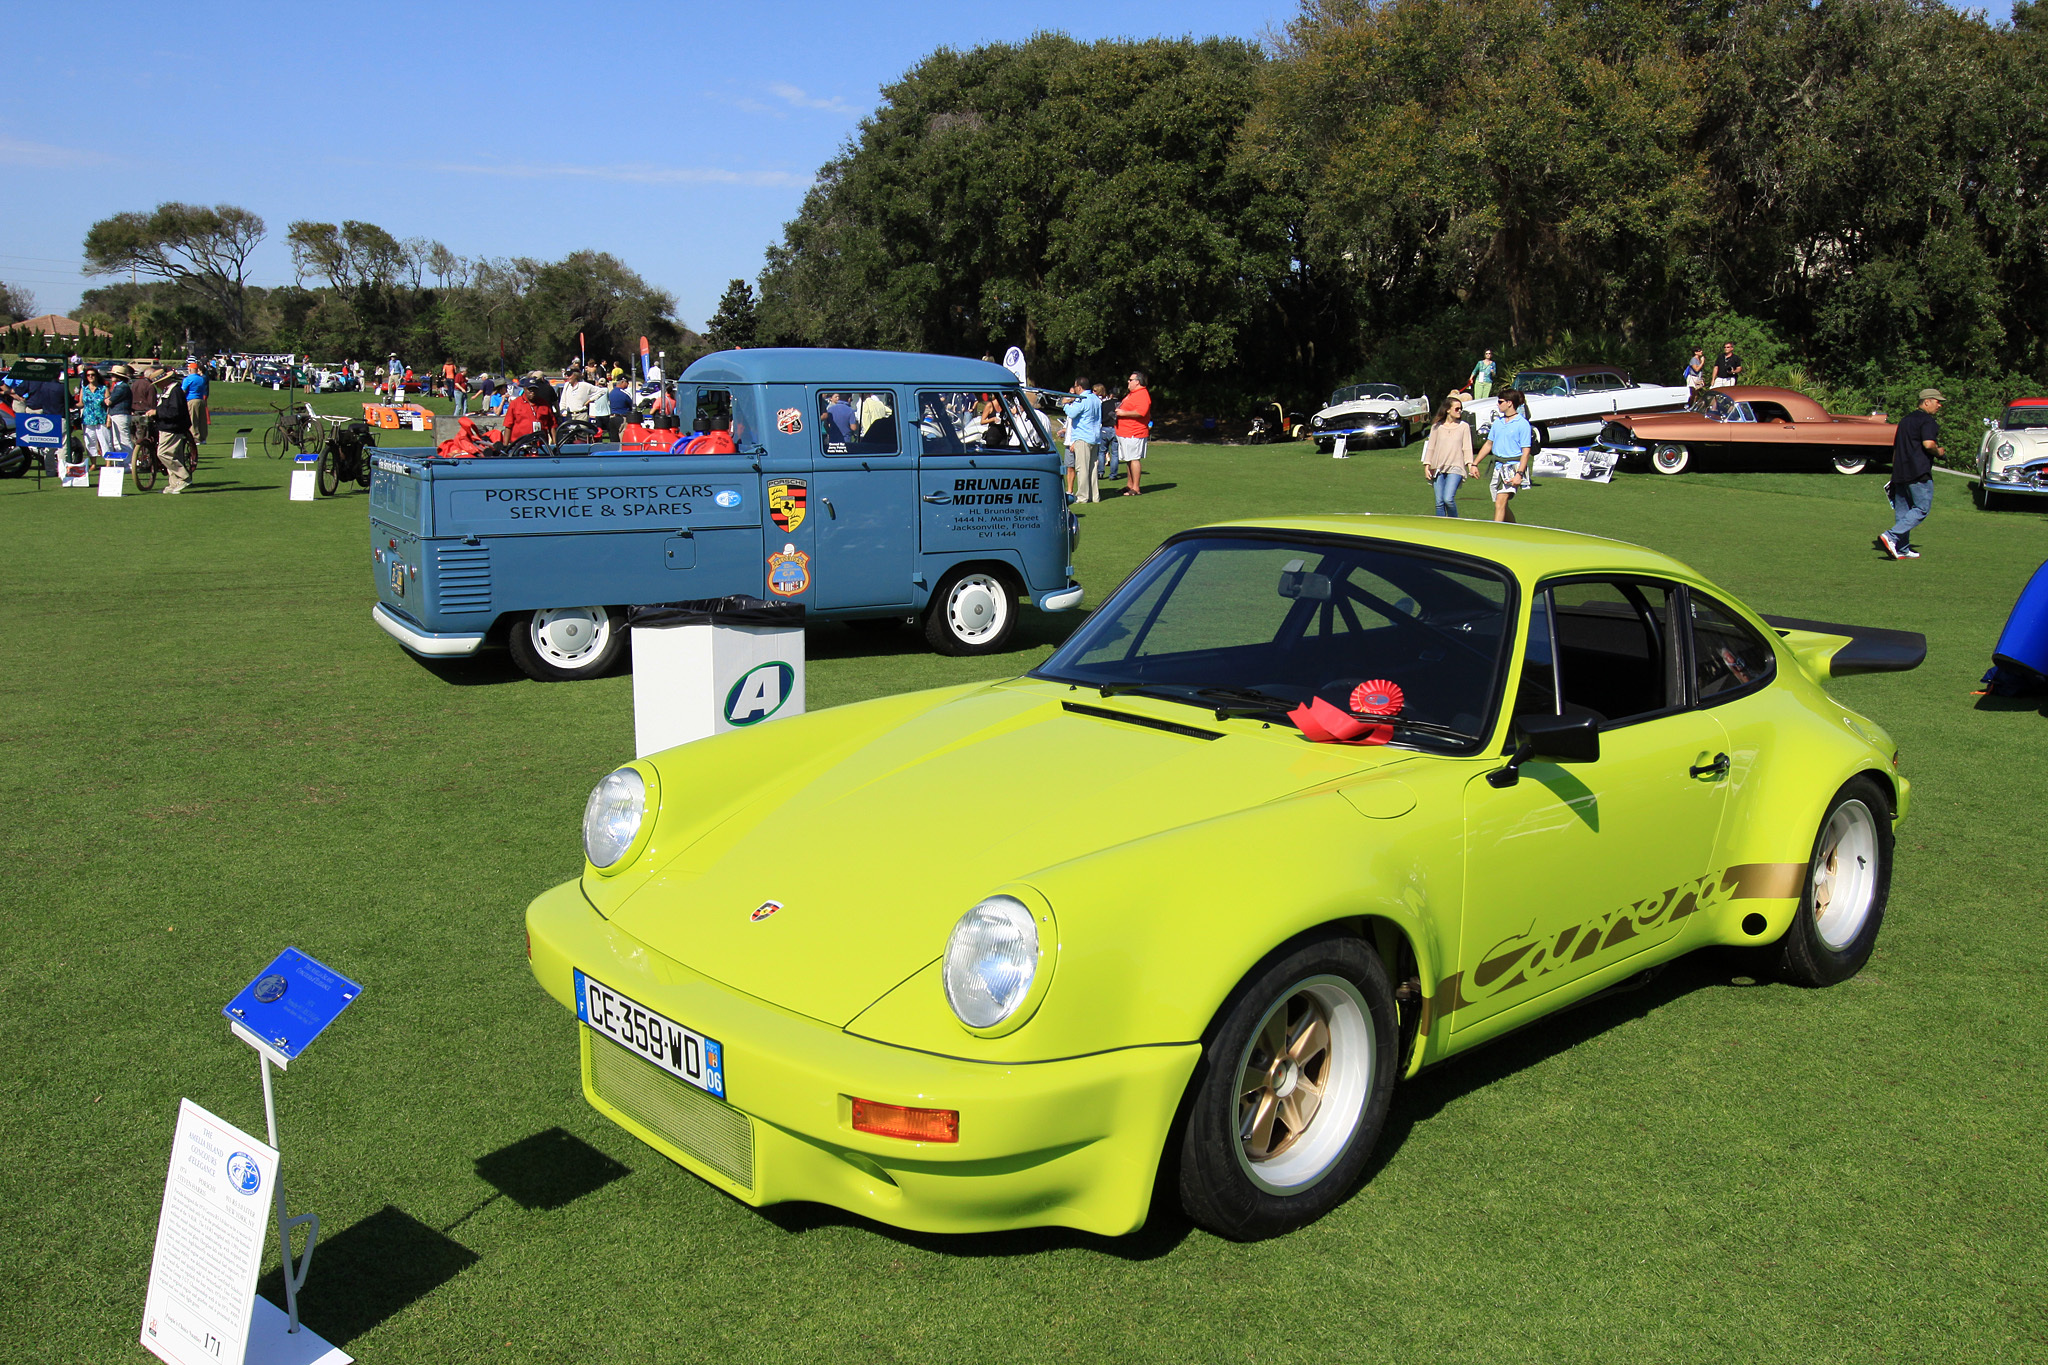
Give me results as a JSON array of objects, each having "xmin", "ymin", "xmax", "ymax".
[{"xmin": 3, "ymin": 429, "xmax": 2044, "ymax": 1363}]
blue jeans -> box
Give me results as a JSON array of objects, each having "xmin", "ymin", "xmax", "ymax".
[
  {"xmin": 1888, "ymin": 478, "xmax": 1933, "ymax": 546},
  {"xmin": 1432, "ymin": 470, "xmax": 1464, "ymax": 516},
  {"xmin": 455, "ymin": 391, "xmax": 469, "ymax": 416}
]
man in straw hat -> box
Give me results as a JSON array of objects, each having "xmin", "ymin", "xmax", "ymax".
[
  {"xmin": 150, "ymin": 366, "xmax": 195, "ymax": 493},
  {"xmin": 1878, "ymin": 388, "xmax": 1944, "ymax": 560}
]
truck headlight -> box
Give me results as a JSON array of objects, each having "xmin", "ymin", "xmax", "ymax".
[
  {"xmin": 943, "ymin": 896, "xmax": 1039, "ymax": 1028},
  {"xmin": 582, "ymin": 768, "xmax": 646, "ymax": 869}
]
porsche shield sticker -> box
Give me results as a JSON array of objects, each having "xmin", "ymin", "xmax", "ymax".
[
  {"xmin": 767, "ymin": 542, "xmax": 810, "ymax": 597},
  {"xmin": 776, "ymin": 407, "xmax": 804, "ymax": 435},
  {"xmin": 768, "ymin": 478, "xmax": 807, "ymax": 533}
]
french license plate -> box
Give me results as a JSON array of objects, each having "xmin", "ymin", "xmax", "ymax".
[
  {"xmin": 574, "ymin": 969, "xmax": 725, "ymax": 1099},
  {"xmin": 389, "ymin": 562, "xmax": 405, "ymax": 596}
]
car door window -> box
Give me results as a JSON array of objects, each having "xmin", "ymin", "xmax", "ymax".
[
  {"xmin": 818, "ymin": 390, "xmax": 898, "ymax": 456},
  {"xmin": 916, "ymin": 390, "xmax": 1049, "ymax": 455},
  {"xmin": 1549, "ymin": 578, "xmax": 1681, "ymax": 724},
  {"xmin": 1691, "ymin": 591, "xmax": 1776, "ymax": 701},
  {"xmin": 1514, "ymin": 591, "xmax": 1559, "ymax": 717}
]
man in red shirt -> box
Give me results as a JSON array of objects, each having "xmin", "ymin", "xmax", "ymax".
[{"xmin": 1114, "ymin": 369, "xmax": 1152, "ymax": 496}]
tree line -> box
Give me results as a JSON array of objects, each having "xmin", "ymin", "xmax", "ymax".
[
  {"xmin": 755, "ymin": 0, "xmax": 2048, "ymax": 415},
  {"xmin": 47, "ymin": 202, "xmax": 716, "ymax": 373}
]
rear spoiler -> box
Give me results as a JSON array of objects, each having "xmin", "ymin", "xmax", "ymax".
[{"xmin": 1761, "ymin": 615, "xmax": 1926, "ymax": 678}]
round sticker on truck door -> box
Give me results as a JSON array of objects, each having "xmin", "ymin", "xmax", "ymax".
[{"xmin": 725, "ymin": 662, "xmax": 795, "ymax": 726}]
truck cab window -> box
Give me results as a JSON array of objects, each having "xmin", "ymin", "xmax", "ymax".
[
  {"xmin": 819, "ymin": 390, "xmax": 898, "ymax": 456},
  {"xmin": 917, "ymin": 390, "xmax": 1050, "ymax": 455}
]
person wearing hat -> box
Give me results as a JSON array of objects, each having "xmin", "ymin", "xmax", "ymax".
[
  {"xmin": 1880, "ymin": 389, "xmax": 1944, "ymax": 560},
  {"xmin": 106, "ymin": 365, "xmax": 136, "ymax": 453},
  {"xmin": 151, "ymin": 366, "xmax": 195, "ymax": 493}
]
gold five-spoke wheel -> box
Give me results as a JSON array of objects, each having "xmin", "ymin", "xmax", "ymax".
[
  {"xmin": 1229, "ymin": 974, "xmax": 1374, "ymax": 1194},
  {"xmin": 1238, "ymin": 993, "xmax": 1332, "ymax": 1162}
]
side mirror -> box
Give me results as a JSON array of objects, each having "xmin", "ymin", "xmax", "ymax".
[{"xmin": 1488, "ymin": 712, "xmax": 1600, "ymax": 788}]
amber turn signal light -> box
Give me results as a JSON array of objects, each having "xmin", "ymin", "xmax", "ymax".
[{"xmin": 850, "ymin": 1097, "xmax": 959, "ymax": 1143}]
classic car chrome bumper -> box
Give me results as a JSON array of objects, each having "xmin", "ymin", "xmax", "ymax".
[
  {"xmin": 1981, "ymin": 463, "xmax": 2048, "ymax": 496},
  {"xmin": 373, "ymin": 603, "xmax": 488, "ymax": 657},
  {"xmin": 1315, "ymin": 421, "xmax": 1403, "ymax": 440}
]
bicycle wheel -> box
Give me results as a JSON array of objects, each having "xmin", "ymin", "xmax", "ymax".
[
  {"xmin": 316, "ymin": 449, "xmax": 339, "ymax": 497},
  {"xmin": 132, "ymin": 454, "xmax": 158, "ymax": 492},
  {"xmin": 264, "ymin": 424, "xmax": 287, "ymax": 458}
]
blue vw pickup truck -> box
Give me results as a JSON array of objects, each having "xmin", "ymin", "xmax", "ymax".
[{"xmin": 369, "ymin": 349, "xmax": 1082, "ymax": 679}]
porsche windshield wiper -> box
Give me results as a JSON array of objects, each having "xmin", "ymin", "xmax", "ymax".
[
  {"xmin": 1189, "ymin": 685, "xmax": 1302, "ymax": 721},
  {"xmin": 1388, "ymin": 717, "xmax": 1478, "ymax": 743}
]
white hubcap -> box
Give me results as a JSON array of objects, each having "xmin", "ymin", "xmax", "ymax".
[
  {"xmin": 1812, "ymin": 800, "xmax": 1879, "ymax": 950},
  {"xmin": 531, "ymin": 606, "xmax": 611, "ymax": 667},
  {"xmin": 946, "ymin": 575, "xmax": 1006, "ymax": 643}
]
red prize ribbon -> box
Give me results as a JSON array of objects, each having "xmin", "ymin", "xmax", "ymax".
[{"xmin": 1349, "ymin": 679, "xmax": 1405, "ymax": 717}]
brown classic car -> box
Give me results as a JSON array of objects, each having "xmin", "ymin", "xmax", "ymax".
[{"xmin": 1590, "ymin": 386, "xmax": 1896, "ymax": 476}]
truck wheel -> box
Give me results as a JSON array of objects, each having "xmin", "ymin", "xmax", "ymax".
[
  {"xmin": 1651, "ymin": 443, "xmax": 1691, "ymax": 475},
  {"xmin": 924, "ymin": 567, "xmax": 1015, "ymax": 656},
  {"xmin": 1769, "ymin": 776, "xmax": 1892, "ymax": 987},
  {"xmin": 1831, "ymin": 452, "xmax": 1869, "ymax": 475},
  {"xmin": 508, "ymin": 606, "xmax": 624, "ymax": 681},
  {"xmin": 1176, "ymin": 935, "xmax": 1397, "ymax": 1241}
]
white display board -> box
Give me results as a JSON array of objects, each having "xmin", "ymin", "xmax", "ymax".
[
  {"xmin": 141, "ymin": 1100, "xmax": 278, "ymax": 1365},
  {"xmin": 289, "ymin": 466, "xmax": 319, "ymax": 501},
  {"xmin": 98, "ymin": 464, "xmax": 125, "ymax": 497},
  {"xmin": 1530, "ymin": 448, "xmax": 1618, "ymax": 483},
  {"xmin": 632, "ymin": 620, "xmax": 805, "ymax": 756}
]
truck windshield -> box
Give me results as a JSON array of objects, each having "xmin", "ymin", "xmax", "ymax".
[
  {"xmin": 1033, "ymin": 534, "xmax": 1513, "ymax": 750},
  {"xmin": 917, "ymin": 390, "xmax": 1050, "ymax": 454}
]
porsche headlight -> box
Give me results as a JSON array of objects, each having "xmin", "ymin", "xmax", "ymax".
[
  {"xmin": 582, "ymin": 768, "xmax": 646, "ymax": 869},
  {"xmin": 943, "ymin": 896, "xmax": 1038, "ymax": 1028}
]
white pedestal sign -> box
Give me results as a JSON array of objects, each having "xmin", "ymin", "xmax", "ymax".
[
  {"xmin": 140, "ymin": 1099, "xmax": 278, "ymax": 1365},
  {"xmin": 289, "ymin": 464, "xmax": 319, "ymax": 501},
  {"xmin": 98, "ymin": 463, "xmax": 126, "ymax": 497},
  {"xmin": 632, "ymin": 619, "xmax": 805, "ymax": 757}
]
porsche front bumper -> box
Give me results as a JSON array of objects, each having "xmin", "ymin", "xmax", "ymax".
[{"xmin": 525, "ymin": 880, "xmax": 1198, "ymax": 1237}]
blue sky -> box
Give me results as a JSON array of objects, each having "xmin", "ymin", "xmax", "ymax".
[{"xmin": 0, "ymin": 0, "xmax": 2013, "ymax": 333}]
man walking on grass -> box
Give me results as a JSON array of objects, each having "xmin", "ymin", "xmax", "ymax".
[{"xmin": 1879, "ymin": 389, "xmax": 1943, "ymax": 560}]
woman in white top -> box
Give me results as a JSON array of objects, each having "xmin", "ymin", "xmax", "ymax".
[{"xmin": 1419, "ymin": 395, "xmax": 1478, "ymax": 516}]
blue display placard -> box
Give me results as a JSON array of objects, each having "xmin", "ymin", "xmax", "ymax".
[
  {"xmin": 221, "ymin": 948, "xmax": 361, "ymax": 1060},
  {"xmin": 15, "ymin": 412, "xmax": 65, "ymax": 449}
]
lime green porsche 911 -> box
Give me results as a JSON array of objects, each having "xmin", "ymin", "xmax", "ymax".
[{"xmin": 525, "ymin": 515, "xmax": 1922, "ymax": 1241}]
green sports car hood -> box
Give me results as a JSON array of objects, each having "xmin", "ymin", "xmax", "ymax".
[{"xmin": 598, "ymin": 678, "xmax": 1400, "ymax": 1027}]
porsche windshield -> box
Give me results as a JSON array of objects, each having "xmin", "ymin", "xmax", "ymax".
[{"xmin": 1033, "ymin": 534, "xmax": 1514, "ymax": 749}]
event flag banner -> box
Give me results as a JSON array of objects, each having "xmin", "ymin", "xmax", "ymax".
[
  {"xmin": 1002, "ymin": 346, "xmax": 1028, "ymax": 388},
  {"xmin": 639, "ymin": 335, "xmax": 651, "ymax": 379},
  {"xmin": 140, "ymin": 1100, "xmax": 277, "ymax": 1365}
]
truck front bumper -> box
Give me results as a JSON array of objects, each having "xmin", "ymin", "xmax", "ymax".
[
  {"xmin": 372, "ymin": 603, "xmax": 487, "ymax": 657},
  {"xmin": 526, "ymin": 879, "xmax": 1196, "ymax": 1237},
  {"xmin": 1037, "ymin": 583, "xmax": 1085, "ymax": 612}
]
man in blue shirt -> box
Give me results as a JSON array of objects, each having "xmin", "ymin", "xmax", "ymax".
[
  {"xmin": 1061, "ymin": 376, "xmax": 1104, "ymax": 503},
  {"xmin": 1476, "ymin": 388, "xmax": 1534, "ymax": 523},
  {"xmin": 605, "ymin": 377, "xmax": 633, "ymax": 437},
  {"xmin": 180, "ymin": 358, "xmax": 211, "ymax": 446},
  {"xmin": 823, "ymin": 392, "xmax": 856, "ymax": 446}
]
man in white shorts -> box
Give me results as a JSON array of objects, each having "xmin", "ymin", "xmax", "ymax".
[{"xmin": 1114, "ymin": 369, "xmax": 1152, "ymax": 496}]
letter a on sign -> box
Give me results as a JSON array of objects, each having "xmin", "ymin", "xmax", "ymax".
[{"xmin": 723, "ymin": 662, "xmax": 793, "ymax": 728}]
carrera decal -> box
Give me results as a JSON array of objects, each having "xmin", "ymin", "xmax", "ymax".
[
  {"xmin": 776, "ymin": 407, "xmax": 803, "ymax": 435},
  {"xmin": 1429, "ymin": 863, "xmax": 1806, "ymax": 1023},
  {"xmin": 767, "ymin": 543, "xmax": 810, "ymax": 597},
  {"xmin": 768, "ymin": 478, "xmax": 807, "ymax": 533}
]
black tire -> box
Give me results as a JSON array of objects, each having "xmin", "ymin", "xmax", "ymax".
[
  {"xmin": 556, "ymin": 418, "xmax": 598, "ymax": 446},
  {"xmin": 507, "ymin": 607, "xmax": 625, "ymax": 681},
  {"xmin": 1651, "ymin": 442, "xmax": 1690, "ymax": 475},
  {"xmin": 132, "ymin": 455, "xmax": 157, "ymax": 492},
  {"xmin": 1176, "ymin": 935, "xmax": 1398, "ymax": 1241},
  {"xmin": 1384, "ymin": 421, "xmax": 1406, "ymax": 450},
  {"xmin": 353, "ymin": 451, "xmax": 373, "ymax": 489},
  {"xmin": 315, "ymin": 449, "xmax": 339, "ymax": 497},
  {"xmin": 1769, "ymin": 776, "xmax": 1892, "ymax": 987},
  {"xmin": 0, "ymin": 446, "xmax": 29, "ymax": 479},
  {"xmin": 1533, "ymin": 423, "xmax": 1552, "ymax": 450},
  {"xmin": 923, "ymin": 566, "xmax": 1017, "ymax": 656},
  {"xmin": 1831, "ymin": 451, "xmax": 1869, "ymax": 475},
  {"xmin": 501, "ymin": 431, "xmax": 552, "ymax": 458},
  {"xmin": 1974, "ymin": 481, "xmax": 1999, "ymax": 512},
  {"xmin": 264, "ymin": 425, "xmax": 287, "ymax": 458}
]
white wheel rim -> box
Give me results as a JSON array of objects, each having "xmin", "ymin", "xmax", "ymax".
[
  {"xmin": 945, "ymin": 574, "xmax": 1008, "ymax": 644},
  {"xmin": 1835, "ymin": 456, "xmax": 1865, "ymax": 474},
  {"xmin": 1812, "ymin": 800, "xmax": 1879, "ymax": 950},
  {"xmin": 531, "ymin": 607, "xmax": 611, "ymax": 667},
  {"xmin": 1233, "ymin": 975, "xmax": 1374, "ymax": 1194},
  {"xmin": 1654, "ymin": 444, "xmax": 1687, "ymax": 472}
]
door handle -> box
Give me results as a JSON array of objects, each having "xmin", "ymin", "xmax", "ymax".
[
  {"xmin": 1689, "ymin": 752, "xmax": 1730, "ymax": 779},
  {"xmin": 822, "ymin": 495, "xmax": 836, "ymax": 520},
  {"xmin": 922, "ymin": 492, "xmax": 951, "ymax": 504}
]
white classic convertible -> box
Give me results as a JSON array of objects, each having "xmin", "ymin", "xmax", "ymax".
[
  {"xmin": 1475, "ymin": 366, "xmax": 1693, "ymax": 446},
  {"xmin": 1308, "ymin": 381, "xmax": 1432, "ymax": 453},
  {"xmin": 1977, "ymin": 398, "xmax": 2048, "ymax": 509}
]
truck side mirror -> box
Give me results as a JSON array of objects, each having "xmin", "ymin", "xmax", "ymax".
[{"xmin": 1488, "ymin": 712, "xmax": 1600, "ymax": 788}]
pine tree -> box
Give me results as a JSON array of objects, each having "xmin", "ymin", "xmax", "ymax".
[{"xmin": 705, "ymin": 279, "xmax": 758, "ymax": 351}]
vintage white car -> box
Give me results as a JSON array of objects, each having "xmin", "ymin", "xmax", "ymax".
[
  {"xmin": 1308, "ymin": 382, "xmax": 1431, "ymax": 453},
  {"xmin": 1977, "ymin": 398, "xmax": 2048, "ymax": 508},
  {"xmin": 1475, "ymin": 366, "xmax": 1693, "ymax": 447}
]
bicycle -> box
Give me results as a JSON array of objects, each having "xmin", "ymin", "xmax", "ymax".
[
  {"xmin": 129, "ymin": 417, "xmax": 203, "ymax": 491},
  {"xmin": 263, "ymin": 402, "xmax": 319, "ymax": 458},
  {"xmin": 311, "ymin": 415, "xmax": 368, "ymax": 496}
]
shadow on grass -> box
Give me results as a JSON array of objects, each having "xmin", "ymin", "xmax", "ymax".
[
  {"xmin": 259, "ymin": 1205, "xmax": 478, "ymax": 1346},
  {"xmin": 1359, "ymin": 949, "xmax": 1760, "ymax": 1189},
  {"xmin": 474, "ymin": 1126, "xmax": 631, "ymax": 1212},
  {"xmin": 757, "ymin": 1197, "xmax": 1193, "ymax": 1263},
  {"xmin": 415, "ymin": 651, "xmax": 529, "ymax": 687},
  {"xmin": 1972, "ymin": 690, "xmax": 2048, "ymax": 716}
]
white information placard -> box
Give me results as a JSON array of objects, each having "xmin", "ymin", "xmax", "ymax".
[{"xmin": 141, "ymin": 1099, "xmax": 277, "ymax": 1365}]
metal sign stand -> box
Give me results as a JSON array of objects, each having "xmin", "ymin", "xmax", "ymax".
[{"xmin": 220, "ymin": 948, "xmax": 362, "ymax": 1364}]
